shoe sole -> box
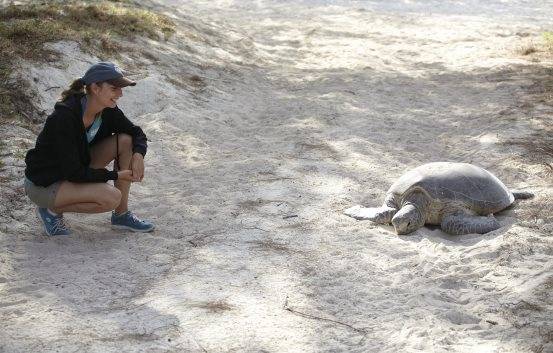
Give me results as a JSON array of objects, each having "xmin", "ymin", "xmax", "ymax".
[
  {"xmin": 35, "ymin": 209, "xmax": 71, "ymax": 237},
  {"xmin": 111, "ymin": 224, "xmax": 155, "ymax": 233}
]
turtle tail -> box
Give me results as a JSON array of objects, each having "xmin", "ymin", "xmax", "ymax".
[{"xmin": 511, "ymin": 190, "xmax": 534, "ymax": 200}]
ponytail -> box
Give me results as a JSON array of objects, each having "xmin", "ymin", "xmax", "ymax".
[{"xmin": 59, "ymin": 78, "xmax": 86, "ymax": 101}]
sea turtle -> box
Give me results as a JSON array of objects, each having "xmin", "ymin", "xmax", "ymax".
[{"xmin": 344, "ymin": 162, "xmax": 533, "ymax": 235}]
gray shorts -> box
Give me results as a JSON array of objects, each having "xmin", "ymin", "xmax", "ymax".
[{"xmin": 24, "ymin": 177, "xmax": 61, "ymax": 209}]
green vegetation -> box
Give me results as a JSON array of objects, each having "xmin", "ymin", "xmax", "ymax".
[
  {"xmin": 543, "ymin": 31, "xmax": 553, "ymax": 51},
  {"xmin": 0, "ymin": 1, "xmax": 175, "ymax": 56},
  {"xmin": 0, "ymin": 1, "xmax": 176, "ymax": 123}
]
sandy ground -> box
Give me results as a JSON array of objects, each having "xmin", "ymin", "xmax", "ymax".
[{"xmin": 1, "ymin": 0, "xmax": 553, "ymax": 352}]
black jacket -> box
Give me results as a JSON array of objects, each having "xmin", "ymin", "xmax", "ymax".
[{"xmin": 25, "ymin": 93, "xmax": 148, "ymax": 187}]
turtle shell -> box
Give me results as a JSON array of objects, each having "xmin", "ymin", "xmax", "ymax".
[{"xmin": 387, "ymin": 162, "xmax": 514, "ymax": 214}]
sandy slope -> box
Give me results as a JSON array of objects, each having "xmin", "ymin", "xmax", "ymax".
[{"xmin": 1, "ymin": 0, "xmax": 552, "ymax": 352}]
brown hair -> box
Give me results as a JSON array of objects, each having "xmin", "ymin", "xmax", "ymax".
[
  {"xmin": 59, "ymin": 78, "xmax": 86, "ymax": 102},
  {"xmin": 59, "ymin": 79, "xmax": 114, "ymax": 101}
]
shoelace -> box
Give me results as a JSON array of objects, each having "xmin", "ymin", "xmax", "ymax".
[
  {"xmin": 51, "ymin": 216, "xmax": 69, "ymax": 234},
  {"xmin": 128, "ymin": 212, "xmax": 143, "ymax": 225}
]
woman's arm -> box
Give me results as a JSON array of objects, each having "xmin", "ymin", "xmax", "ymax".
[{"xmin": 110, "ymin": 107, "xmax": 148, "ymax": 157}]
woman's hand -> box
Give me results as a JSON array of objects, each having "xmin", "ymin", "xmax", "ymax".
[
  {"xmin": 117, "ymin": 169, "xmax": 134, "ymax": 181},
  {"xmin": 131, "ymin": 153, "xmax": 145, "ymax": 182}
]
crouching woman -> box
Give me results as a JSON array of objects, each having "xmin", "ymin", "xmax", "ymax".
[{"xmin": 24, "ymin": 62, "xmax": 154, "ymax": 236}]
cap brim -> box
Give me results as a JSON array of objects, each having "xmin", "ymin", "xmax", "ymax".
[{"xmin": 107, "ymin": 77, "xmax": 136, "ymax": 87}]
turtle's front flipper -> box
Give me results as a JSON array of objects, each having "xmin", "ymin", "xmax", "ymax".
[
  {"xmin": 441, "ymin": 213, "xmax": 501, "ymax": 235},
  {"xmin": 344, "ymin": 205, "xmax": 397, "ymax": 224}
]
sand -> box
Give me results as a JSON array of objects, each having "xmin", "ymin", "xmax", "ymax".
[{"xmin": 1, "ymin": 0, "xmax": 552, "ymax": 352}]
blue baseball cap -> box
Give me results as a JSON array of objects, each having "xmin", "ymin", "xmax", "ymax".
[{"xmin": 81, "ymin": 62, "xmax": 136, "ymax": 87}]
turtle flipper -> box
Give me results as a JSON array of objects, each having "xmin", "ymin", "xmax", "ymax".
[
  {"xmin": 344, "ymin": 205, "xmax": 397, "ymax": 224},
  {"xmin": 511, "ymin": 190, "xmax": 534, "ymax": 200},
  {"xmin": 441, "ymin": 213, "xmax": 501, "ymax": 235}
]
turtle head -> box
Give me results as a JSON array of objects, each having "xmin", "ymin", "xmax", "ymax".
[{"xmin": 391, "ymin": 204, "xmax": 425, "ymax": 235}]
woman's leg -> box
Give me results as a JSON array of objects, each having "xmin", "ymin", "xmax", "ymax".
[
  {"xmin": 88, "ymin": 134, "xmax": 134, "ymax": 214},
  {"xmin": 86, "ymin": 133, "xmax": 153, "ymax": 232},
  {"xmin": 51, "ymin": 134, "xmax": 133, "ymax": 214},
  {"xmin": 51, "ymin": 182, "xmax": 121, "ymax": 214}
]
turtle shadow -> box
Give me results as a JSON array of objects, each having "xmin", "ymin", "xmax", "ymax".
[{"xmin": 396, "ymin": 218, "xmax": 516, "ymax": 247}]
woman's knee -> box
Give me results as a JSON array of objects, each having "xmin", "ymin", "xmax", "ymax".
[{"xmin": 118, "ymin": 134, "xmax": 133, "ymax": 152}]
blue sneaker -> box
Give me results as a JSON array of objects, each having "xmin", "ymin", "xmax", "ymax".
[
  {"xmin": 35, "ymin": 207, "xmax": 71, "ymax": 236},
  {"xmin": 111, "ymin": 211, "xmax": 154, "ymax": 233}
]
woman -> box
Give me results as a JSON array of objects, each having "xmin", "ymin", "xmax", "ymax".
[{"xmin": 24, "ymin": 62, "xmax": 154, "ymax": 236}]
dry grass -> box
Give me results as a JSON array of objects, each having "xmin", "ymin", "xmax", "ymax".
[
  {"xmin": 193, "ymin": 300, "xmax": 234, "ymax": 313},
  {"xmin": 0, "ymin": 2, "xmax": 175, "ymax": 46},
  {"xmin": 503, "ymin": 65, "xmax": 553, "ymax": 176},
  {"xmin": 514, "ymin": 33, "xmax": 553, "ymax": 61},
  {"xmin": 0, "ymin": 139, "xmax": 5, "ymax": 169},
  {"xmin": 518, "ymin": 45, "xmax": 538, "ymax": 56},
  {"xmin": 508, "ymin": 130, "xmax": 553, "ymax": 172},
  {"xmin": 165, "ymin": 73, "xmax": 207, "ymax": 91},
  {"xmin": 247, "ymin": 239, "xmax": 295, "ymax": 253},
  {"xmin": 0, "ymin": 0, "xmax": 176, "ymax": 123},
  {"xmin": 516, "ymin": 194, "xmax": 553, "ymax": 224}
]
